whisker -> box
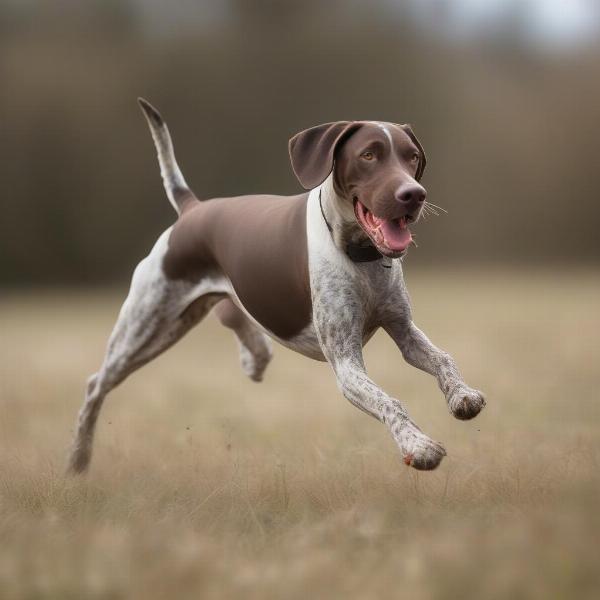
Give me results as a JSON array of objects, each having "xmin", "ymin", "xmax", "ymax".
[
  {"xmin": 424, "ymin": 208, "xmax": 439, "ymax": 217},
  {"xmin": 422, "ymin": 206, "xmax": 439, "ymax": 217},
  {"xmin": 424, "ymin": 201, "xmax": 448, "ymax": 214}
]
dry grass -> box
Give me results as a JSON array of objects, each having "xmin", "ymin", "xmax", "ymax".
[{"xmin": 1, "ymin": 268, "xmax": 599, "ymax": 599}]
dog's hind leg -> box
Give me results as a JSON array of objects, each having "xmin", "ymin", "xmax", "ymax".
[
  {"xmin": 67, "ymin": 231, "xmax": 226, "ymax": 474},
  {"xmin": 213, "ymin": 299, "xmax": 273, "ymax": 382}
]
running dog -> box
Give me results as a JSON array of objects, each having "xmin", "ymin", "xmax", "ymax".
[{"xmin": 67, "ymin": 99, "xmax": 485, "ymax": 474}]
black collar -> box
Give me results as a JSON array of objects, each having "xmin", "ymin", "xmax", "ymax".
[{"xmin": 319, "ymin": 190, "xmax": 390, "ymax": 265}]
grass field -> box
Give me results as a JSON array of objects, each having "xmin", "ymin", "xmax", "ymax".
[{"xmin": 1, "ymin": 268, "xmax": 599, "ymax": 599}]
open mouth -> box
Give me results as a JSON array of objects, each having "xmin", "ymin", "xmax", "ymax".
[{"xmin": 353, "ymin": 199, "xmax": 414, "ymax": 257}]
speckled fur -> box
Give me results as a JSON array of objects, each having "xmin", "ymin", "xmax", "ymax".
[
  {"xmin": 67, "ymin": 229, "xmax": 231, "ymax": 474},
  {"xmin": 304, "ymin": 178, "xmax": 484, "ymax": 470}
]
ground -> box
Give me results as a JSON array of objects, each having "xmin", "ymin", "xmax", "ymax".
[{"xmin": 0, "ymin": 268, "xmax": 599, "ymax": 599}]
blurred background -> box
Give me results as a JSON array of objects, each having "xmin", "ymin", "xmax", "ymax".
[
  {"xmin": 1, "ymin": 2, "xmax": 600, "ymax": 599},
  {"xmin": 1, "ymin": 0, "xmax": 599, "ymax": 285}
]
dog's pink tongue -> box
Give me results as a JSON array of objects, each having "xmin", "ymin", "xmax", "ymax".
[{"xmin": 379, "ymin": 219, "xmax": 412, "ymax": 251}]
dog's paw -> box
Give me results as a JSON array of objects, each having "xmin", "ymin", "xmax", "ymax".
[
  {"xmin": 448, "ymin": 386, "xmax": 486, "ymax": 420},
  {"xmin": 66, "ymin": 444, "xmax": 92, "ymax": 475},
  {"xmin": 397, "ymin": 421, "xmax": 446, "ymax": 471},
  {"xmin": 239, "ymin": 343, "xmax": 272, "ymax": 382}
]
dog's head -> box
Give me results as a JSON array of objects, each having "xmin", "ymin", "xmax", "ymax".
[{"xmin": 289, "ymin": 121, "xmax": 427, "ymax": 257}]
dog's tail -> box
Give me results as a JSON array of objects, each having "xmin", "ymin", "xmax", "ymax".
[{"xmin": 138, "ymin": 97, "xmax": 197, "ymax": 214}]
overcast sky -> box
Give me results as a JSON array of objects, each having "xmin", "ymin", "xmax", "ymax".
[{"xmin": 410, "ymin": 0, "xmax": 600, "ymax": 47}]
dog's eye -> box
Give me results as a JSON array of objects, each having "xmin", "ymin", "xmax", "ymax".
[
  {"xmin": 361, "ymin": 151, "xmax": 375, "ymax": 161},
  {"xmin": 410, "ymin": 153, "xmax": 420, "ymax": 164}
]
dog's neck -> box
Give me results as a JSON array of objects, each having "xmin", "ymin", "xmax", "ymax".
[{"xmin": 319, "ymin": 174, "xmax": 372, "ymax": 253}]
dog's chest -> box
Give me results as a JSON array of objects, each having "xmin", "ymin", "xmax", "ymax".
[{"xmin": 264, "ymin": 313, "xmax": 380, "ymax": 362}]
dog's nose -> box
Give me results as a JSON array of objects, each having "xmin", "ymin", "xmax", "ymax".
[{"xmin": 395, "ymin": 183, "xmax": 426, "ymax": 207}]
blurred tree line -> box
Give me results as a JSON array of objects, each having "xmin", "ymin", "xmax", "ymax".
[{"xmin": 1, "ymin": 0, "xmax": 599, "ymax": 285}]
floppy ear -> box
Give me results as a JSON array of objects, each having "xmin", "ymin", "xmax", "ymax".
[
  {"xmin": 288, "ymin": 121, "xmax": 361, "ymax": 190},
  {"xmin": 401, "ymin": 124, "xmax": 427, "ymax": 181}
]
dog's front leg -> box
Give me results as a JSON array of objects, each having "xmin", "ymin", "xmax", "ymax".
[
  {"xmin": 334, "ymin": 354, "xmax": 446, "ymax": 469},
  {"xmin": 313, "ymin": 287, "xmax": 446, "ymax": 470},
  {"xmin": 385, "ymin": 318, "xmax": 485, "ymax": 420}
]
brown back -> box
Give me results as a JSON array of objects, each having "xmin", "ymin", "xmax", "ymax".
[{"xmin": 163, "ymin": 193, "xmax": 312, "ymax": 339}]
